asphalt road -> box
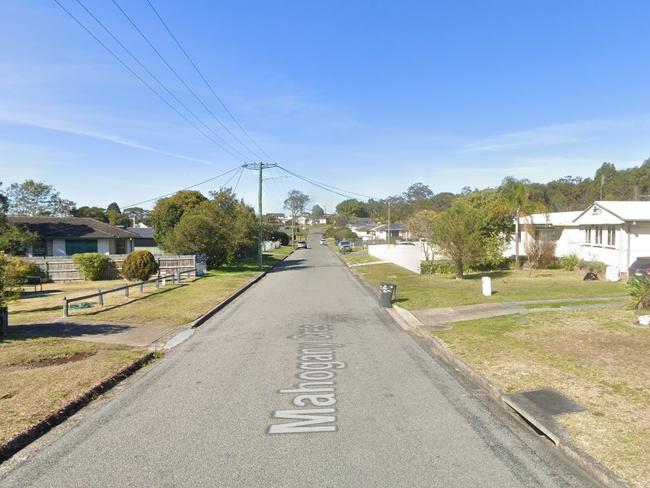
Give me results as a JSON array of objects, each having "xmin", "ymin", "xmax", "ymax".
[{"xmin": 0, "ymin": 234, "xmax": 599, "ymax": 487}]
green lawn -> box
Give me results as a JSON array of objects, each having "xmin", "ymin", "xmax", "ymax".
[
  {"xmin": 354, "ymin": 263, "xmax": 628, "ymax": 310},
  {"xmin": 431, "ymin": 308, "xmax": 650, "ymax": 487}
]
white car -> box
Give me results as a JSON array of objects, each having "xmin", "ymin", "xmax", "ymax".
[{"xmin": 296, "ymin": 240, "xmax": 307, "ymax": 249}]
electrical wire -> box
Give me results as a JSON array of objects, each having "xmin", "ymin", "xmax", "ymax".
[
  {"xmin": 232, "ymin": 166, "xmax": 245, "ymax": 195},
  {"xmin": 122, "ymin": 165, "xmax": 242, "ymax": 208},
  {"xmin": 112, "ymin": 0, "xmax": 262, "ymax": 162},
  {"xmin": 74, "ymin": 0, "xmax": 248, "ymax": 163},
  {"xmin": 52, "ymin": 0, "xmax": 245, "ymax": 162},
  {"xmin": 144, "ymin": 0, "xmax": 275, "ymax": 162},
  {"xmin": 278, "ymin": 165, "xmax": 373, "ymax": 200},
  {"xmin": 220, "ymin": 166, "xmax": 242, "ymax": 190}
]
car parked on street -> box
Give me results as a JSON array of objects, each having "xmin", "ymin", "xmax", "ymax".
[
  {"xmin": 319, "ymin": 237, "xmax": 326, "ymax": 245},
  {"xmin": 628, "ymin": 257, "xmax": 650, "ymax": 281},
  {"xmin": 296, "ymin": 240, "xmax": 308, "ymax": 249},
  {"xmin": 338, "ymin": 240, "xmax": 352, "ymax": 252}
]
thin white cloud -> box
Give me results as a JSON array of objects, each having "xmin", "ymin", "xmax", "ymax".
[
  {"xmin": 0, "ymin": 111, "xmax": 219, "ymax": 167},
  {"xmin": 463, "ymin": 117, "xmax": 650, "ymax": 153}
]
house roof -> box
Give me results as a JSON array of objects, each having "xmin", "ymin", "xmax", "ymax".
[
  {"xmin": 373, "ymin": 223, "xmax": 407, "ymax": 231},
  {"xmin": 518, "ymin": 211, "xmax": 582, "ymax": 226},
  {"xmin": 573, "ymin": 201, "xmax": 650, "ymax": 225},
  {"xmin": 127, "ymin": 226, "xmax": 154, "ymax": 238},
  {"xmin": 8, "ymin": 216, "xmax": 138, "ymax": 239}
]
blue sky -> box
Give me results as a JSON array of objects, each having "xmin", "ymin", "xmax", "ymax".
[{"xmin": 1, "ymin": 0, "xmax": 650, "ymax": 213}]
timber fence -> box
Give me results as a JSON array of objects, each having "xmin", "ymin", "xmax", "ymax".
[{"xmin": 23, "ymin": 254, "xmax": 198, "ymax": 282}]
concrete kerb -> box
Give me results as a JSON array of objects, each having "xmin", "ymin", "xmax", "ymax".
[
  {"xmin": 388, "ymin": 307, "xmax": 628, "ymax": 488},
  {"xmin": 331, "ymin": 248, "xmax": 629, "ymax": 488},
  {"xmin": 160, "ymin": 250, "xmax": 296, "ymax": 350},
  {"xmin": 0, "ymin": 250, "xmax": 295, "ymax": 465},
  {"xmin": 0, "ymin": 351, "xmax": 157, "ymax": 464},
  {"xmin": 190, "ymin": 250, "xmax": 295, "ymax": 330}
]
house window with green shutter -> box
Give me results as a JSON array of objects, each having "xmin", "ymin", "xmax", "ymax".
[{"xmin": 65, "ymin": 239, "xmax": 98, "ymax": 255}]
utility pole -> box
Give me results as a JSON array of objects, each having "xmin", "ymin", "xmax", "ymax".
[
  {"xmin": 243, "ymin": 162, "xmax": 278, "ymax": 270},
  {"xmin": 387, "ymin": 200, "xmax": 391, "ymax": 246}
]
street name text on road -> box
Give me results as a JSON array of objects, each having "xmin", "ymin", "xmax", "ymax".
[{"xmin": 268, "ymin": 323, "xmax": 346, "ymax": 434}]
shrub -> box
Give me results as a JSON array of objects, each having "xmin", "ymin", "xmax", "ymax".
[
  {"xmin": 420, "ymin": 260, "xmax": 457, "ymax": 275},
  {"xmin": 628, "ymin": 277, "xmax": 650, "ymax": 310},
  {"xmin": 3, "ymin": 256, "xmax": 39, "ymax": 281},
  {"xmin": 73, "ymin": 253, "xmax": 110, "ymax": 281},
  {"xmin": 578, "ymin": 259, "xmax": 606, "ymax": 274},
  {"xmin": 560, "ymin": 253, "xmax": 580, "ymax": 271},
  {"xmin": 121, "ymin": 250, "xmax": 158, "ymax": 281},
  {"xmin": 268, "ymin": 230, "xmax": 290, "ymax": 246}
]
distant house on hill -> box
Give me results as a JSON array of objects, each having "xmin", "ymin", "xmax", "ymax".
[
  {"xmin": 127, "ymin": 226, "xmax": 162, "ymax": 254},
  {"xmin": 371, "ymin": 223, "xmax": 409, "ymax": 241},
  {"xmin": 8, "ymin": 216, "xmax": 137, "ymax": 256}
]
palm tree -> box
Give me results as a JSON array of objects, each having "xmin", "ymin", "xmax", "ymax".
[{"xmin": 500, "ymin": 177, "xmax": 530, "ymax": 269}]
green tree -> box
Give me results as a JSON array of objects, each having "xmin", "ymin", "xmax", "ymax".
[
  {"xmin": 165, "ymin": 190, "xmax": 256, "ymax": 267},
  {"xmin": 7, "ymin": 180, "xmax": 75, "ymax": 216},
  {"xmin": 73, "ymin": 206, "xmax": 109, "ymax": 222},
  {"xmin": 150, "ymin": 191, "xmax": 208, "ymax": 251},
  {"xmin": 430, "ymin": 199, "xmax": 486, "ymax": 279},
  {"xmin": 311, "ymin": 204, "xmax": 325, "ymax": 218},
  {"xmin": 105, "ymin": 202, "xmax": 131, "ymax": 226},
  {"xmin": 284, "ymin": 190, "xmax": 310, "ymax": 244},
  {"xmin": 500, "ymin": 177, "xmax": 532, "ymax": 268},
  {"xmin": 403, "ymin": 182, "xmax": 433, "ymax": 203},
  {"xmin": 0, "ymin": 182, "xmax": 36, "ymax": 254},
  {"xmin": 335, "ymin": 199, "xmax": 368, "ymax": 217},
  {"xmin": 123, "ymin": 207, "xmax": 151, "ymax": 226}
]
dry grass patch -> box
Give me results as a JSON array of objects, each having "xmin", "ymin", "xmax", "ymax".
[
  {"xmin": 432, "ymin": 308, "xmax": 650, "ymax": 486},
  {"xmin": 0, "ymin": 337, "xmax": 146, "ymax": 447}
]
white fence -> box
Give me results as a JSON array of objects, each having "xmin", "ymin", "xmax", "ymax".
[{"xmin": 367, "ymin": 242, "xmax": 433, "ymax": 273}]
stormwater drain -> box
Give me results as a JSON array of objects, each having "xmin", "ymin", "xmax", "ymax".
[{"xmin": 503, "ymin": 388, "xmax": 586, "ymax": 445}]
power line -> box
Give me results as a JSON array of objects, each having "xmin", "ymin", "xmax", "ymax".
[
  {"xmin": 220, "ymin": 166, "xmax": 242, "ymax": 190},
  {"xmin": 122, "ymin": 165, "xmax": 242, "ymax": 208},
  {"xmin": 277, "ymin": 165, "xmax": 373, "ymax": 200},
  {"xmin": 112, "ymin": 0, "xmax": 263, "ymax": 162},
  {"xmin": 52, "ymin": 0, "xmax": 245, "ymax": 162},
  {"xmin": 74, "ymin": 0, "xmax": 248, "ymax": 163},
  {"xmin": 144, "ymin": 0, "xmax": 275, "ymax": 162},
  {"xmin": 232, "ymin": 166, "xmax": 245, "ymax": 195}
]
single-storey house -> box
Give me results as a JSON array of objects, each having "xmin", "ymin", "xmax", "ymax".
[
  {"xmin": 9, "ymin": 216, "xmax": 137, "ymax": 256},
  {"xmin": 127, "ymin": 226, "xmax": 162, "ymax": 254},
  {"xmin": 371, "ymin": 223, "xmax": 410, "ymax": 241},
  {"xmin": 509, "ymin": 201, "xmax": 650, "ymax": 280}
]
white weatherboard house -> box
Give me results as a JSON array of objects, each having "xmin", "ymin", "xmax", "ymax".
[{"xmin": 510, "ymin": 201, "xmax": 650, "ymax": 280}]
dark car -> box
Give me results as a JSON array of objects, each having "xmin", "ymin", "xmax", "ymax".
[{"xmin": 628, "ymin": 257, "xmax": 650, "ymax": 281}]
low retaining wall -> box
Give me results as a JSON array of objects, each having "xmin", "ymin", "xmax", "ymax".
[{"xmin": 23, "ymin": 254, "xmax": 200, "ymax": 281}]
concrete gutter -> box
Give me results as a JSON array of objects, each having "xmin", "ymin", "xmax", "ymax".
[
  {"xmin": 387, "ymin": 304, "xmax": 629, "ymax": 488},
  {"xmin": 0, "ymin": 352, "xmax": 156, "ymax": 464},
  {"xmin": 331, "ymin": 248, "xmax": 629, "ymax": 488},
  {"xmin": 1, "ymin": 250, "xmax": 295, "ymax": 464}
]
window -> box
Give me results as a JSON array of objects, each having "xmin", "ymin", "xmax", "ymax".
[
  {"xmin": 595, "ymin": 228, "xmax": 603, "ymax": 245},
  {"xmin": 607, "ymin": 228, "xmax": 616, "ymax": 247},
  {"xmin": 585, "ymin": 228, "xmax": 592, "ymax": 243},
  {"xmin": 65, "ymin": 239, "xmax": 98, "ymax": 255},
  {"xmin": 116, "ymin": 238, "xmax": 128, "ymax": 255},
  {"xmin": 32, "ymin": 240, "xmax": 47, "ymax": 256}
]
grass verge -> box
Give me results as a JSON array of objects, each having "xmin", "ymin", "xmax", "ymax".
[
  {"xmin": 431, "ymin": 308, "xmax": 650, "ymax": 486},
  {"xmin": 9, "ymin": 247, "xmax": 293, "ymax": 326},
  {"xmin": 0, "ymin": 337, "xmax": 147, "ymax": 449},
  {"xmin": 353, "ymin": 262, "xmax": 627, "ymax": 310}
]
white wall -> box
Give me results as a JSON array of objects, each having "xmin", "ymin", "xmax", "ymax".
[{"xmin": 368, "ymin": 242, "xmax": 430, "ymax": 273}]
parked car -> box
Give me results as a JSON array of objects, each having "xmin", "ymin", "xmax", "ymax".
[
  {"xmin": 319, "ymin": 237, "xmax": 326, "ymax": 245},
  {"xmin": 296, "ymin": 240, "xmax": 308, "ymax": 249},
  {"xmin": 628, "ymin": 257, "xmax": 650, "ymax": 281},
  {"xmin": 338, "ymin": 240, "xmax": 352, "ymax": 252}
]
